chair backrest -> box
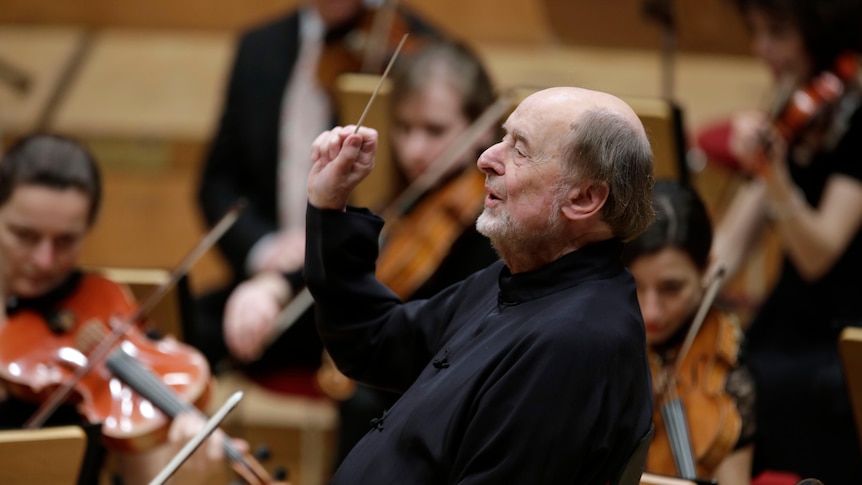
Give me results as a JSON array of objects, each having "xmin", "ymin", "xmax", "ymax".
[
  {"xmin": 335, "ymin": 72, "xmax": 396, "ymax": 212},
  {"xmin": 89, "ymin": 266, "xmax": 194, "ymax": 341},
  {"xmin": 0, "ymin": 425, "xmax": 88, "ymax": 485},
  {"xmin": 839, "ymin": 326, "xmax": 862, "ymax": 445},
  {"xmin": 622, "ymin": 95, "xmax": 689, "ymax": 183},
  {"xmin": 613, "ymin": 424, "xmax": 655, "ymax": 485}
]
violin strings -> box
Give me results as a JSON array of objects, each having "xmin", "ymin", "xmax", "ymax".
[
  {"xmin": 105, "ymin": 350, "xmax": 251, "ymax": 469},
  {"xmin": 661, "ymin": 398, "xmax": 697, "ymax": 478}
]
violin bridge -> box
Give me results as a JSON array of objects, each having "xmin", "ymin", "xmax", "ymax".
[{"xmin": 75, "ymin": 319, "xmax": 108, "ymax": 354}]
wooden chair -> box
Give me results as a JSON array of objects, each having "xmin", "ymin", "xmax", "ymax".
[
  {"xmin": 623, "ymin": 95, "xmax": 689, "ymax": 183},
  {"xmin": 839, "ymin": 326, "xmax": 862, "ymax": 446},
  {"xmin": 0, "ymin": 425, "xmax": 88, "ymax": 485},
  {"xmin": 640, "ymin": 473, "xmax": 702, "ymax": 485}
]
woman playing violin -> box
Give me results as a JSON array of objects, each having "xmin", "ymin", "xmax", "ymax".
[
  {"xmin": 711, "ymin": 0, "xmax": 862, "ymax": 481},
  {"xmin": 0, "ymin": 134, "xmax": 240, "ymax": 485},
  {"xmin": 623, "ymin": 179, "xmax": 756, "ymax": 484}
]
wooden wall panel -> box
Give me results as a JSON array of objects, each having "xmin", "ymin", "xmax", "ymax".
[
  {"xmin": 0, "ymin": 0, "xmax": 300, "ymax": 32},
  {"xmin": 0, "ymin": 0, "xmax": 751, "ymax": 54}
]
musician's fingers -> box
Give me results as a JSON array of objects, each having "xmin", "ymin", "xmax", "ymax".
[
  {"xmin": 205, "ymin": 429, "xmax": 226, "ymax": 462},
  {"xmin": 232, "ymin": 437, "xmax": 250, "ymax": 454},
  {"xmin": 168, "ymin": 412, "xmax": 204, "ymax": 444}
]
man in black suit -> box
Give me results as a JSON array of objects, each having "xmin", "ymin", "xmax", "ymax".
[{"xmin": 193, "ymin": 0, "xmax": 439, "ymax": 373}]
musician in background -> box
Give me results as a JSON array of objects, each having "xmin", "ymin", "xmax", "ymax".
[
  {"xmin": 711, "ymin": 0, "xmax": 862, "ymax": 481},
  {"xmin": 192, "ymin": 0, "xmax": 440, "ymax": 374},
  {"xmin": 0, "ymin": 134, "xmax": 239, "ymax": 485},
  {"xmin": 623, "ymin": 179, "xmax": 755, "ymax": 484}
]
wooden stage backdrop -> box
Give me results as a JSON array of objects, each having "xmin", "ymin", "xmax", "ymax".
[{"xmin": 0, "ymin": 0, "xmax": 776, "ymax": 304}]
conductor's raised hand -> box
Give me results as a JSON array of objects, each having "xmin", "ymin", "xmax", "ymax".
[{"xmin": 307, "ymin": 126, "xmax": 378, "ymax": 210}]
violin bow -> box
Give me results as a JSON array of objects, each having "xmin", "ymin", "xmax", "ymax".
[
  {"xmin": 24, "ymin": 199, "xmax": 246, "ymax": 429},
  {"xmin": 266, "ymin": 87, "xmax": 515, "ymax": 344},
  {"xmin": 671, "ymin": 266, "xmax": 727, "ymax": 377},
  {"xmin": 147, "ymin": 391, "xmax": 244, "ymax": 485},
  {"xmin": 380, "ymin": 88, "xmax": 516, "ymax": 222}
]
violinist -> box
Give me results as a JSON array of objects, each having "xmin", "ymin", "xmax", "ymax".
[
  {"xmin": 333, "ymin": 39, "xmax": 500, "ymax": 464},
  {"xmin": 0, "ymin": 134, "xmax": 241, "ymax": 485},
  {"xmin": 192, "ymin": 0, "xmax": 441, "ymax": 373},
  {"xmin": 710, "ymin": 0, "xmax": 862, "ymax": 481},
  {"xmin": 622, "ymin": 179, "xmax": 756, "ymax": 484}
]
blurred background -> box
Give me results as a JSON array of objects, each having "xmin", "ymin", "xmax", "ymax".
[
  {"xmin": 0, "ymin": 1, "xmax": 779, "ymax": 483},
  {"xmin": 0, "ymin": 0, "xmax": 775, "ymax": 300}
]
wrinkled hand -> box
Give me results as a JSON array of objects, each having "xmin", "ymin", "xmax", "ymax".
[
  {"xmin": 259, "ymin": 228, "xmax": 306, "ymax": 274},
  {"xmin": 307, "ymin": 125, "xmax": 378, "ymax": 210},
  {"xmin": 167, "ymin": 412, "xmax": 249, "ymax": 471},
  {"xmin": 223, "ymin": 272, "xmax": 292, "ymax": 362}
]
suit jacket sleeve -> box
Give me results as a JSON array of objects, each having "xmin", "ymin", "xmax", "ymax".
[{"xmin": 198, "ymin": 14, "xmax": 299, "ymax": 277}]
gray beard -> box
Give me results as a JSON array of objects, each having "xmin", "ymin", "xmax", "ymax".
[{"xmin": 476, "ymin": 202, "xmax": 567, "ymax": 263}]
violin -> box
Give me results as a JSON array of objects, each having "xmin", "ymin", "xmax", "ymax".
[
  {"xmin": 0, "ymin": 273, "xmax": 211, "ymax": 452},
  {"xmin": 753, "ymin": 52, "xmax": 860, "ymax": 177},
  {"xmin": 375, "ymin": 167, "xmax": 487, "ymax": 299},
  {"xmin": 645, "ymin": 269, "xmax": 743, "ymax": 480},
  {"xmin": 646, "ymin": 309, "xmax": 742, "ymax": 479},
  {"xmin": 0, "ymin": 272, "xmax": 286, "ymax": 484},
  {"xmin": 316, "ymin": 0, "xmax": 427, "ymax": 100}
]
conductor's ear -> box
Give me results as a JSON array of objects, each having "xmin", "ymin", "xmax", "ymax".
[{"xmin": 561, "ymin": 181, "xmax": 609, "ymax": 221}]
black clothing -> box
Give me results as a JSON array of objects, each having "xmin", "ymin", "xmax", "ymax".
[
  {"xmin": 336, "ymin": 214, "xmax": 499, "ymax": 463},
  {"xmin": 746, "ymin": 104, "xmax": 862, "ymax": 482},
  {"xmin": 306, "ymin": 204, "xmax": 654, "ymax": 484}
]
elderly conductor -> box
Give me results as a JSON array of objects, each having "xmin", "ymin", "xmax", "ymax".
[{"xmin": 304, "ymin": 87, "xmax": 655, "ymax": 484}]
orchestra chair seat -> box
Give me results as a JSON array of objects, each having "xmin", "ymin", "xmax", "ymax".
[
  {"xmin": 209, "ymin": 369, "xmax": 337, "ymax": 485},
  {"xmin": 613, "ymin": 424, "xmax": 654, "ymax": 485},
  {"xmin": 751, "ymin": 470, "xmax": 804, "ymax": 485},
  {"xmin": 0, "ymin": 425, "xmax": 88, "ymax": 485},
  {"xmin": 640, "ymin": 473, "xmax": 701, "ymax": 485},
  {"xmin": 640, "ymin": 470, "xmax": 803, "ymax": 485}
]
